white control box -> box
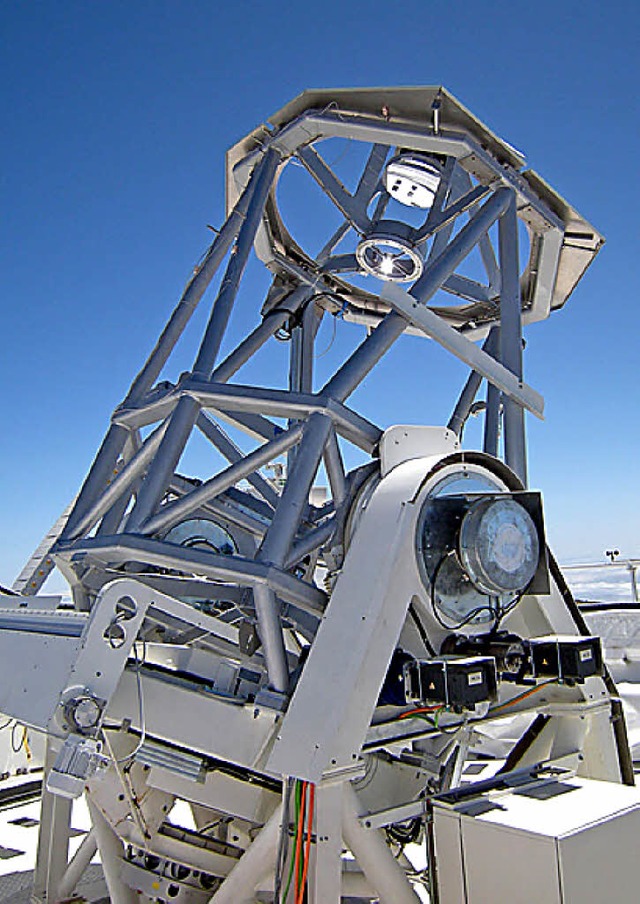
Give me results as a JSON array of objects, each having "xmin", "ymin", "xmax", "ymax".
[{"xmin": 431, "ymin": 775, "xmax": 640, "ymax": 903}]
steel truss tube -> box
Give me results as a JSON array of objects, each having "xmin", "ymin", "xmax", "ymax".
[
  {"xmin": 323, "ymin": 188, "xmax": 512, "ymax": 406},
  {"xmin": 342, "ymin": 783, "xmax": 420, "ymax": 904},
  {"xmin": 208, "ymin": 803, "xmax": 281, "ymax": 904},
  {"xmin": 255, "ymin": 413, "xmax": 333, "ymax": 690},
  {"xmin": 321, "ymin": 312, "xmax": 406, "ymax": 403},
  {"xmin": 59, "ymin": 168, "xmax": 266, "ymax": 542},
  {"xmin": 126, "ymin": 150, "xmax": 281, "ymax": 531},
  {"xmin": 87, "ymin": 799, "xmax": 137, "ymax": 904},
  {"xmin": 140, "ymin": 423, "xmax": 304, "ymax": 536},
  {"xmin": 125, "ymin": 394, "xmax": 200, "ymax": 531},
  {"xmin": 323, "ymin": 429, "xmax": 347, "ymax": 505},
  {"xmin": 125, "ymin": 180, "xmax": 255, "ymax": 405},
  {"xmin": 194, "ymin": 147, "xmax": 280, "ymax": 378},
  {"xmin": 412, "ymin": 187, "xmax": 512, "ymax": 305},
  {"xmin": 498, "ymin": 193, "xmax": 527, "ymax": 485},
  {"xmin": 259, "ymin": 413, "xmax": 332, "ymax": 568},
  {"xmin": 284, "ymin": 517, "xmax": 335, "ymax": 570},
  {"xmin": 56, "ymin": 829, "xmax": 97, "ymax": 901},
  {"xmin": 66, "ymin": 420, "xmax": 169, "ymax": 540},
  {"xmin": 484, "ymin": 366, "xmax": 501, "ymax": 456},
  {"xmin": 60, "ymin": 423, "xmax": 130, "ymax": 540},
  {"xmin": 448, "ymin": 327, "xmax": 498, "ymax": 436},
  {"xmin": 212, "ymin": 285, "xmax": 312, "ymax": 383},
  {"xmin": 196, "ymin": 412, "xmax": 279, "ymax": 508}
]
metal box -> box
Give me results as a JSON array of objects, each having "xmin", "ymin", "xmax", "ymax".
[{"xmin": 431, "ymin": 775, "xmax": 640, "ymax": 903}]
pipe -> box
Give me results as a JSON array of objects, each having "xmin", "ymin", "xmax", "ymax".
[
  {"xmin": 140, "ymin": 423, "xmax": 303, "ymax": 536},
  {"xmin": 342, "ymin": 784, "xmax": 420, "ymax": 904},
  {"xmin": 87, "ymin": 799, "xmax": 138, "ymax": 904},
  {"xmin": 208, "ymin": 805, "xmax": 281, "ymax": 904},
  {"xmin": 56, "ymin": 829, "xmax": 98, "ymax": 901}
]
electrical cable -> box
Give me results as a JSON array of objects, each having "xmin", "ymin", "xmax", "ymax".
[
  {"xmin": 488, "ymin": 679, "xmax": 558, "ymax": 715},
  {"xmin": 11, "ymin": 723, "xmax": 27, "ymax": 753},
  {"xmin": 274, "ymin": 777, "xmax": 293, "ymax": 904},
  {"xmin": 408, "ymin": 603, "xmax": 436, "ymax": 657},
  {"xmin": 296, "ymin": 782, "xmax": 315, "ymax": 904},
  {"xmin": 428, "ymin": 550, "xmax": 498, "ymax": 631},
  {"xmin": 113, "ymin": 642, "xmax": 147, "ymax": 765},
  {"xmin": 0, "ymin": 717, "xmax": 14, "ymax": 731},
  {"xmin": 293, "ymin": 781, "xmax": 307, "ymax": 902},
  {"xmin": 282, "ymin": 780, "xmax": 302, "ymax": 904}
]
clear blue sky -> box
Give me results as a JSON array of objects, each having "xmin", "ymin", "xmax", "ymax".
[{"xmin": 1, "ymin": 0, "xmax": 638, "ymax": 591}]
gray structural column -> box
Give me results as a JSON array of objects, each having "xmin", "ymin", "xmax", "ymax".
[
  {"xmin": 484, "ymin": 377, "xmax": 501, "ymax": 456},
  {"xmin": 212, "ymin": 286, "xmax": 312, "ymax": 383},
  {"xmin": 448, "ymin": 327, "xmax": 498, "ymax": 436},
  {"xmin": 87, "ymin": 799, "xmax": 138, "ymax": 904},
  {"xmin": 321, "ymin": 312, "xmax": 406, "ymax": 403},
  {"xmin": 256, "ymin": 412, "xmax": 333, "ymax": 691},
  {"xmin": 66, "ymin": 420, "xmax": 169, "ymax": 540},
  {"xmin": 342, "ymin": 783, "xmax": 420, "ymax": 904},
  {"xmin": 498, "ymin": 193, "xmax": 527, "ymax": 485},
  {"xmin": 125, "ymin": 148, "xmax": 280, "ymax": 531},
  {"xmin": 194, "ymin": 147, "xmax": 280, "ymax": 378},
  {"xmin": 208, "ymin": 803, "xmax": 282, "ymax": 904},
  {"xmin": 288, "ymin": 300, "xmax": 321, "ymax": 470},
  {"xmin": 323, "ymin": 429, "xmax": 346, "ymax": 505},
  {"xmin": 32, "ymin": 741, "xmax": 73, "ymax": 903},
  {"xmin": 56, "ymin": 830, "xmax": 98, "ymax": 901},
  {"xmin": 60, "ymin": 424, "xmax": 131, "ymax": 540}
]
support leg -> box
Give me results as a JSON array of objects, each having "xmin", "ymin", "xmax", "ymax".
[
  {"xmin": 87, "ymin": 798, "xmax": 138, "ymax": 904},
  {"xmin": 32, "ymin": 742, "xmax": 72, "ymax": 904},
  {"xmin": 342, "ymin": 783, "xmax": 420, "ymax": 904}
]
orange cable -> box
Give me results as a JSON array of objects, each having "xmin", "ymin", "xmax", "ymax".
[
  {"xmin": 398, "ymin": 705, "xmax": 443, "ymax": 719},
  {"xmin": 293, "ymin": 780, "xmax": 307, "ymax": 901}
]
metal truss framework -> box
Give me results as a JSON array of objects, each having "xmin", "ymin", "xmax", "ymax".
[
  {"xmin": 5, "ymin": 87, "xmax": 617, "ymax": 904},
  {"xmin": 17, "ymin": 88, "xmax": 601, "ymax": 693}
]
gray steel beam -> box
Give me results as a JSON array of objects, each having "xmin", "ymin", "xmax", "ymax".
[
  {"xmin": 448, "ymin": 327, "xmax": 498, "ymax": 436},
  {"xmin": 320, "ymin": 311, "xmax": 407, "ymax": 403},
  {"xmin": 297, "ymin": 145, "xmax": 370, "ymax": 233},
  {"xmin": 140, "ymin": 424, "xmax": 303, "ymax": 536},
  {"xmin": 32, "ymin": 742, "xmax": 73, "ymax": 903},
  {"xmin": 196, "ymin": 412, "xmax": 279, "ymax": 509},
  {"xmin": 87, "ymin": 799, "xmax": 137, "ymax": 904},
  {"xmin": 353, "ymin": 142, "xmax": 389, "ymax": 216},
  {"xmin": 66, "ymin": 420, "xmax": 169, "ymax": 540},
  {"xmin": 55, "ymin": 535, "xmax": 325, "ymax": 613},
  {"xmin": 211, "ymin": 286, "xmax": 312, "ymax": 384},
  {"xmin": 169, "ymin": 382, "xmax": 383, "ymax": 453},
  {"xmin": 253, "ymin": 413, "xmax": 333, "ymax": 689},
  {"xmin": 415, "ymin": 183, "xmax": 490, "ymax": 242},
  {"xmin": 193, "ymin": 147, "xmax": 281, "ymax": 378},
  {"xmin": 124, "ymin": 179, "xmax": 254, "ymax": 406},
  {"xmin": 284, "ymin": 517, "xmax": 336, "ymax": 570},
  {"xmin": 498, "ymin": 193, "xmax": 528, "ymax": 484},
  {"xmin": 319, "ymin": 185, "xmax": 514, "ymax": 408},
  {"xmin": 342, "ymin": 783, "xmax": 420, "ymax": 904},
  {"xmin": 60, "ymin": 152, "xmax": 271, "ymax": 544},
  {"xmin": 384, "ymin": 281, "xmax": 543, "ymax": 418},
  {"xmin": 60, "ymin": 424, "xmax": 131, "ymax": 540},
  {"xmin": 124, "ymin": 149, "xmax": 281, "ymax": 532},
  {"xmin": 483, "ymin": 375, "xmax": 501, "ymax": 457},
  {"xmin": 258, "ymin": 413, "xmax": 333, "ymax": 569},
  {"xmin": 323, "ymin": 429, "xmax": 347, "ymax": 505},
  {"xmin": 125, "ymin": 394, "xmax": 200, "ymax": 531}
]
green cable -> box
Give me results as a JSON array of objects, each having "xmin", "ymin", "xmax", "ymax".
[
  {"xmin": 297, "ymin": 781, "xmax": 305, "ymax": 891},
  {"xmin": 281, "ymin": 780, "xmax": 301, "ymax": 903}
]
